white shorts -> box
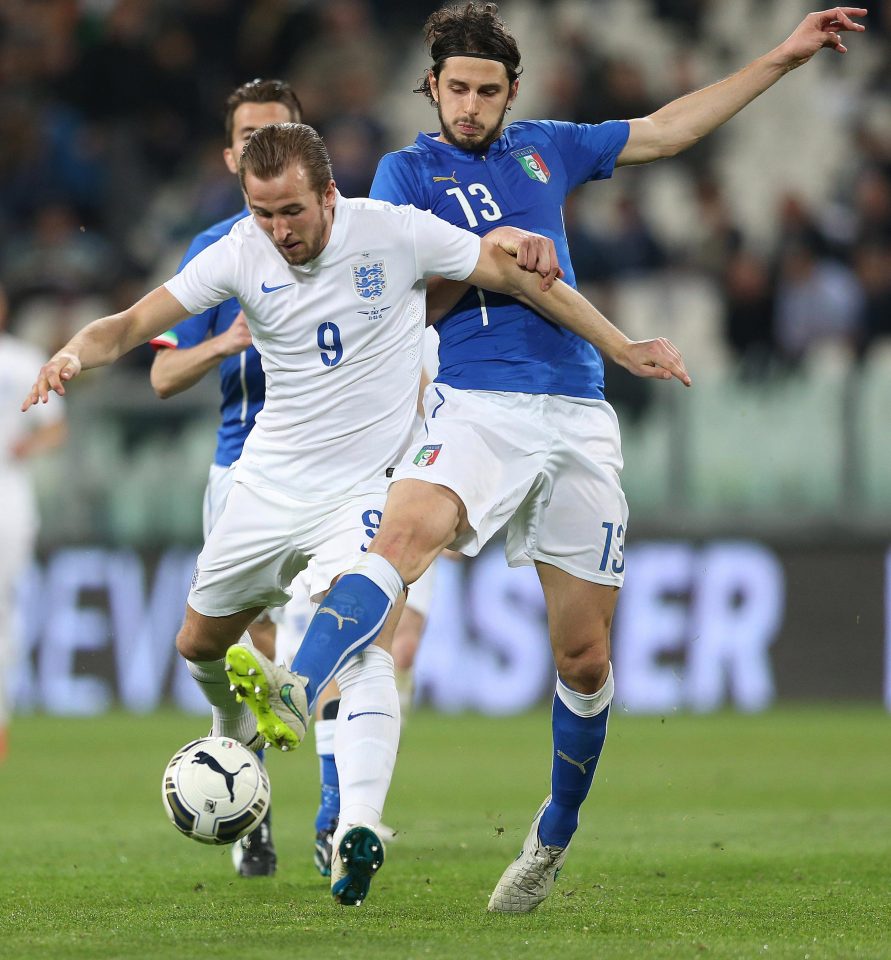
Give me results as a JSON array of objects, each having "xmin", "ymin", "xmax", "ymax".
[
  {"xmin": 203, "ymin": 462, "xmax": 288, "ymax": 624},
  {"xmin": 189, "ymin": 480, "xmax": 386, "ymax": 618},
  {"xmin": 202, "ymin": 463, "xmax": 237, "ymax": 538},
  {"xmin": 393, "ymin": 385, "xmax": 628, "ymax": 586}
]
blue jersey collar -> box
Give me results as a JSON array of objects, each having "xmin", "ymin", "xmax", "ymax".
[{"xmin": 415, "ymin": 128, "xmax": 512, "ymax": 160}]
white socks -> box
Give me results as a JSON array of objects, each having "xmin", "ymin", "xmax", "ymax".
[
  {"xmin": 186, "ymin": 635, "xmax": 257, "ymax": 743},
  {"xmin": 315, "ymin": 717, "xmax": 336, "ymax": 757},
  {"xmin": 347, "ymin": 553, "xmax": 405, "ymax": 604},
  {"xmin": 556, "ymin": 663, "xmax": 615, "ymax": 717},
  {"xmin": 333, "ymin": 644, "xmax": 400, "ymax": 838}
]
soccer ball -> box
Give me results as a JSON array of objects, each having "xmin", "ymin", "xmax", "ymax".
[{"xmin": 161, "ymin": 737, "xmax": 270, "ymax": 845}]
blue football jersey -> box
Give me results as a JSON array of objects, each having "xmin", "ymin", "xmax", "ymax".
[
  {"xmin": 152, "ymin": 209, "xmax": 265, "ymax": 466},
  {"xmin": 370, "ymin": 119, "xmax": 629, "ymax": 398}
]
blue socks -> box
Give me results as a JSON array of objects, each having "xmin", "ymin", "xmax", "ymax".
[
  {"xmin": 291, "ymin": 554, "xmax": 404, "ymax": 707},
  {"xmin": 537, "ymin": 667, "xmax": 614, "ymax": 849},
  {"xmin": 314, "ymin": 702, "xmax": 340, "ymax": 831},
  {"xmin": 316, "ymin": 755, "xmax": 340, "ymax": 832}
]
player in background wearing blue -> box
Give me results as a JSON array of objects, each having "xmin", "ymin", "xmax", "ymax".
[
  {"xmin": 150, "ymin": 78, "xmax": 302, "ymax": 878},
  {"xmin": 226, "ymin": 2, "xmax": 866, "ymax": 911}
]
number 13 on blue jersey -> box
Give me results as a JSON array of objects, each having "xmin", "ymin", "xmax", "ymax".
[{"xmin": 445, "ymin": 184, "xmax": 503, "ymax": 228}]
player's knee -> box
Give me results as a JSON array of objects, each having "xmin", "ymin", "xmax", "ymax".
[
  {"xmin": 175, "ymin": 622, "xmax": 219, "ymax": 662},
  {"xmin": 369, "ymin": 522, "xmax": 444, "ymax": 585},
  {"xmin": 554, "ymin": 641, "xmax": 610, "ymax": 695}
]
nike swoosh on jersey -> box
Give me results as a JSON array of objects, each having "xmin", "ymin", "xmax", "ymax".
[{"xmin": 261, "ymin": 281, "xmax": 296, "ymax": 293}]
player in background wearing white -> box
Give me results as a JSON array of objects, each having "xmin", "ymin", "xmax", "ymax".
[
  {"xmin": 0, "ymin": 283, "xmax": 67, "ymax": 761},
  {"xmin": 230, "ymin": 3, "xmax": 866, "ymax": 913},
  {"xmin": 22, "ymin": 122, "xmax": 689, "ymax": 905},
  {"xmin": 149, "ymin": 78, "xmax": 302, "ymax": 879}
]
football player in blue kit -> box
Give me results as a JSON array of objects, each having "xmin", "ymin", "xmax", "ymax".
[
  {"xmin": 150, "ymin": 78, "xmax": 302, "ymax": 878},
  {"xmin": 225, "ymin": 1, "xmax": 865, "ymax": 910}
]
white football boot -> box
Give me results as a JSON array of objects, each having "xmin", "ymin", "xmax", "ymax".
[
  {"xmin": 487, "ymin": 797, "xmax": 569, "ymax": 913},
  {"xmin": 224, "ymin": 645, "xmax": 309, "ymax": 751},
  {"xmin": 330, "ymin": 823, "xmax": 386, "ymax": 906}
]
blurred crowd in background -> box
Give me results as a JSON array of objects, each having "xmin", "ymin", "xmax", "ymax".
[{"xmin": 3, "ymin": 0, "xmax": 891, "ymax": 542}]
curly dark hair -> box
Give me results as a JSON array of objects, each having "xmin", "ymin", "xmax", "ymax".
[{"xmin": 415, "ymin": 2, "xmax": 522, "ymax": 104}]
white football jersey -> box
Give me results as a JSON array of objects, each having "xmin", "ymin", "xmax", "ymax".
[
  {"xmin": 0, "ymin": 334, "xmax": 63, "ymax": 537},
  {"xmin": 165, "ymin": 194, "xmax": 480, "ymax": 501}
]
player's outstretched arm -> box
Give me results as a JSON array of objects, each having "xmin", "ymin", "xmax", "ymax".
[
  {"xmin": 151, "ymin": 310, "xmax": 253, "ymax": 399},
  {"xmin": 467, "ymin": 244, "xmax": 691, "ymax": 386},
  {"xmin": 484, "ymin": 226, "xmax": 565, "ymax": 291},
  {"xmin": 426, "ymin": 227, "xmax": 564, "ymax": 324},
  {"xmin": 22, "ymin": 286, "xmax": 190, "ymax": 410},
  {"xmin": 617, "ymin": 7, "xmax": 867, "ymax": 165}
]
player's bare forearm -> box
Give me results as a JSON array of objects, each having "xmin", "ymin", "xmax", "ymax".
[
  {"xmin": 22, "ymin": 287, "xmax": 189, "ymax": 409},
  {"xmin": 619, "ymin": 56, "xmax": 788, "ymax": 164},
  {"xmin": 470, "ymin": 245, "xmax": 692, "ymax": 385},
  {"xmin": 153, "ymin": 309, "xmax": 253, "ymax": 398},
  {"xmin": 618, "ymin": 7, "xmax": 866, "ymax": 165},
  {"xmin": 468, "ymin": 244, "xmax": 623, "ymax": 355},
  {"xmin": 78, "ymin": 288, "xmax": 188, "ymax": 370},
  {"xmin": 484, "ymin": 226, "xmax": 563, "ymax": 290},
  {"xmin": 152, "ymin": 338, "xmax": 233, "ymax": 398}
]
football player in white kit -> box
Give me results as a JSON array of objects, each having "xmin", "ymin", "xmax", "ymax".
[
  {"xmin": 149, "ymin": 76, "xmax": 303, "ymax": 880},
  {"xmin": 23, "ymin": 122, "xmax": 689, "ymax": 905},
  {"xmin": 0, "ymin": 283, "xmax": 67, "ymax": 760}
]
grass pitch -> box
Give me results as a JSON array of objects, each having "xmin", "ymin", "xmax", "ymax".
[{"xmin": 1, "ymin": 707, "xmax": 889, "ymax": 960}]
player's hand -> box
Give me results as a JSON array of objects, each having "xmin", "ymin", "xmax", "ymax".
[
  {"xmin": 217, "ymin": 311, "xmax": 253, "ymax": 356},
  {"xmin": 21, "ymin": 352, "xmax": 82, "ymax": 410},
  {"xmin": 615, "ymin": 338, "xmax": 692, "ymax": 386},
  {"xmin": 778, "ymin": 7, "xmax": 867, "ymax": 68},
  {"xmin": 485, "ymin": 226, "xmax": 565, "ymax": 291}
]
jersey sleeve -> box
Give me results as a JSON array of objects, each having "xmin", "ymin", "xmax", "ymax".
[
  {"xmin": 164, "ymin": 234, "xmax": 239, "ymax": 321},
  {"xmin": 371, "ymin": 152, "xmax": 428, "ymax": 208},
  {"xmin": 409, "ymin": 207, "xmax": 481, "ymax": 282},
  {"xmin": 150, "ymin": 232, "xmax": 225, "ymax": 350},
  {"xmin": 538, "ymin": 119, "xmax": 630, "ymax": 189}
]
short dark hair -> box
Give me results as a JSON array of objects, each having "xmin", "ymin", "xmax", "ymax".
[
  {"xmin": 224, "ymin": 78, "xmax": 303, "ymax": 145},
  {"xmin": 238, "ymin": 123, "xmax": 332, "ymax": 198},
  {"xmin": 415, "ymin": 2, "xmax": 522, "ymax": 105}
]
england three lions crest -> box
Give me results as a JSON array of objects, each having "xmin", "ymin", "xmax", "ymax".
[{"xmin": 351, "ymin": 260, "xmax": 387, "ymax": 302}]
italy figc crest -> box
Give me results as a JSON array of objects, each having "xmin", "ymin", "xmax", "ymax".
[
  {"xmin": 351, "ymin": 260, "xmax": 387, "ymax": 301},
  {"xmin": 511, "ymin": 146, "xmax": 551, "ymax": 184}
]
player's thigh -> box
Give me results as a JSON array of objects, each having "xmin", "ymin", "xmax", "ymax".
[
  {"xmin": 390, "ymin": 385, "xmax": 548, "ymax": 567},
  {"xmin": 506, "ymin": 397, "xmax": 628, "ymax": 587},
  {"xmin": 190, "ymin": 481, "xmax": 307, "ymax": 619},
  {"xmin": 536, "ymin": 560, "xmax": 617, "ymax": 693},
  {"xmin": 370, "ymin": 479, "xmax": 466, "ymax": 583}
]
